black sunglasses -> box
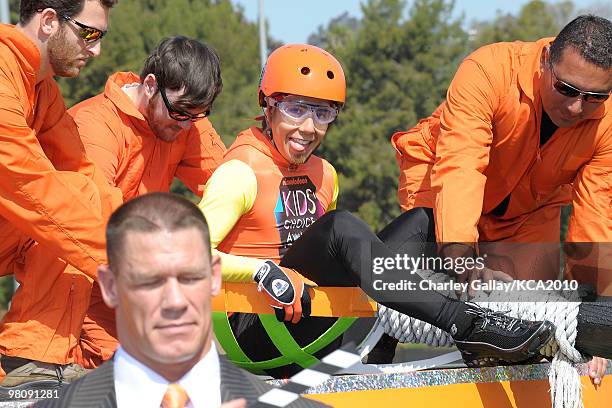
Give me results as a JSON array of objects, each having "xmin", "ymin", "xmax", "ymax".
[
  {"xmin": 159, "ymin": 87, "xmax": 210, "ymax": 122},
  {"xmin": 549, "ymin": 63, "xmax": 610, "ymax": 103},
  {"xmin": 61, "ymin": 14, "xmax": 106, "ymax": 44}
]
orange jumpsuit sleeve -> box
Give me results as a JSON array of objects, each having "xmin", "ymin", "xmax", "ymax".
[
  {"xmin": 566, "ymin": 129, "xmax": 612, "ymax": 242},
  {"xmin": 38, "ymin": 92, "xmax": 122, "ymax": 219},
  {"xmin": 0, "ymin": 77, "xmax": 120, "ymax": 279},
  {"xmin": 70, "ymin": 104, "xmax": 122, "ymax": 187},
  {"xmin": 431, "ymin": 55, "xmax": 500, "ymax": 244},
  {"xmin": 176, "ymin": 119, "xmax": 226, "ymax": 196},
  {"xmin": 565, "ymin": 130, "xmax": 612, "ymax": 294}
]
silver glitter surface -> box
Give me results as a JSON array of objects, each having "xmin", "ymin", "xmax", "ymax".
[{"xmin": 268, "ymin": 362, "xmax": 612, "ymax": 394}]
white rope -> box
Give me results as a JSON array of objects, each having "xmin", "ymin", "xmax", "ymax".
[{"xmin": 374, "ymin": 270, "xmax": 587, "ymax": 408}]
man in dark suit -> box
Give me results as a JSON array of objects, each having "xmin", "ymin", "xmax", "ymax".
[{"xmin": 36, "ymin": 192, "xmax": 327, "ymax": 408}]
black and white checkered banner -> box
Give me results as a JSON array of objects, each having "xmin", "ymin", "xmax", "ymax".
[{"xmin": 250, "ymin": 343, "xmax": 364, "ymax": 407}]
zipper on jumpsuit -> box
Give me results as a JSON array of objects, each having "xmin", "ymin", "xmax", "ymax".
[{"xmin": 63, "ymin": 275, "xmax": 76, "ymax": 377}]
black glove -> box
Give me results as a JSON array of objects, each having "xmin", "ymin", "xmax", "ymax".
[{"xmin": 254, "ymin": 260, "xmax": 313, "ymax": 323}]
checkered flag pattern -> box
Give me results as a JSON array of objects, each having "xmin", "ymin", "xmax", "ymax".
[{"xmin": 250, "ymin": 343, "xmax": 362, "ymax": 407}]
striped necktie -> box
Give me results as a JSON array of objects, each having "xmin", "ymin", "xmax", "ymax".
[{"xmin": 161, "ymin": 383, "xmax": 190, "ymax": 408}]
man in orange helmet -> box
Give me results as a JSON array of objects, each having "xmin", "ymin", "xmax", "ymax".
[
  {"xmin": 0, "ymin": 0, "xmax": 121, "ymax": 386},
  {"xmin": 379, "ymin": 15, "xmax": 611, "ymax": 382},
  {"xmin": 198, "ymin": 44, "xmax": 555, "ymax": 378}
]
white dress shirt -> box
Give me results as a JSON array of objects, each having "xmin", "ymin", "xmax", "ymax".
[{"xmin": 114, "ymin": 342, "xmax": 221, "ymax": 408}]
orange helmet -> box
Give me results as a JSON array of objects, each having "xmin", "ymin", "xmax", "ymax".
[{"xmin": 259, "ymin": 44, "xmax": 346, "ymax": 107}]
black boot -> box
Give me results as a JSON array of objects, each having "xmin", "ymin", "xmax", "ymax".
[{"xmin": 453, "ymin": 304, "xmax": 555, "ymax": 367}]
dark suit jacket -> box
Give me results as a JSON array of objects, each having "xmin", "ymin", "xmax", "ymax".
[{"xmin": 34, "ymin": 355, "xmax": 329, "ymax": 408}]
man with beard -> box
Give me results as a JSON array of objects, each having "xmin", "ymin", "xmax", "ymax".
[
  {"xmin": 67, "ymin": 36, "xmax": 225, "ymax": 371},
  {"xmin": 0, "ymin": 0, "xmax": 122, "ymax": 388}
]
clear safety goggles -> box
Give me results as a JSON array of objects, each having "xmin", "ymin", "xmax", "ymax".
[{"xmin": 268, "ymin": 98, "xmax": 338, "ymax": 126}]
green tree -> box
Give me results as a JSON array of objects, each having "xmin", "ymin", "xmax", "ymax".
[
  {"xmin": 8, "ymin": 0, "xmax": 18, "ymax": 23},
  {"xmin": 470, "ymin": 0, "xmax": 574, "ymax": 48},
  {"xmin": 309, "ymin": 12, "xmax": 360, "ymax": 51}
]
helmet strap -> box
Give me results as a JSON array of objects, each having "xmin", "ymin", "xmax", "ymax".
[{"xmin": 262, "ymin": 106, "xmax": 273, "ymax": 140}]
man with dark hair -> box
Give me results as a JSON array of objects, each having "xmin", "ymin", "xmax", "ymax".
[
  {"xmin": 386, "ymin": 14, "xmax": 612, "ymax": 382},
  {"xmin": 68, "ymin": 35, "xmax": 226, "ymax": 370},
  {"xmin": 138, "ymin": 35, "xmax": 223, "ymax": 124},
  {"xmin": 0, "ymin": 35, "xmax": 226, "ymax": 388},
  {"xmin": 69, "ymin": 34, "xmax": 224, "ymax": 197},
  {"xmin": 36, "ymin": 192, "xmax": 326, "ymax": 408},
  {"xmin": 0, "ymin": 0, "xmax": 121, "ymax": 387}
]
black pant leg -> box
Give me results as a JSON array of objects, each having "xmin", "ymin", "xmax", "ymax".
[
  {"xmin": 230, "ymin": 209, "xmax": 466, "ymax": 377},
  {"xmin": 377, "ymin": 207, "xmax": 435, "ymax": 253},
  {"xmin": 281, "ymin": 209, "xmax": 466, "ymax": 332}
]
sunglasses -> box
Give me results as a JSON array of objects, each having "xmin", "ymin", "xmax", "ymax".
[
  {"xmin": 159, "ymin": 87, "xmax": 210, "ymax": 122},
  {"xmin": 61, "ymin": 15, "xmax": 107, "ymax": 44},
  {"xmin": 268, "ymin": 98, "xmax": 338, "ymax": 126},
  {"xmin": 549, "ymin": 63, "xmax": 610, "ymax": 103}
]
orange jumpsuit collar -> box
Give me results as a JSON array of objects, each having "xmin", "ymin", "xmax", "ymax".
[
  {"xmin": 103, "ymin": 71, "xmax": 146, "ymax": 120},
  {"xmin": 0, "ymin": 24, "xmax": 40, "ymax": 97}
]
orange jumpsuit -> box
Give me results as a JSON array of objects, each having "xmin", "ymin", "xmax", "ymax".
[
  {"xmin": 392, "ymin": 38, "xmax": 612, "ymax": 281},
  {"xmin": 69, "ymin": 71, "xmax": 226, "ymax": 367},
  {"xmin": 0, "ymin": 25, "xmax": 122, "ymax": 365}
]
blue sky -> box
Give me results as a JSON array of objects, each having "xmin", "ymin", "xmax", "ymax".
[{"xmin": 231, "ymin": 0, "xmax": 537, "ymax": 44}]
